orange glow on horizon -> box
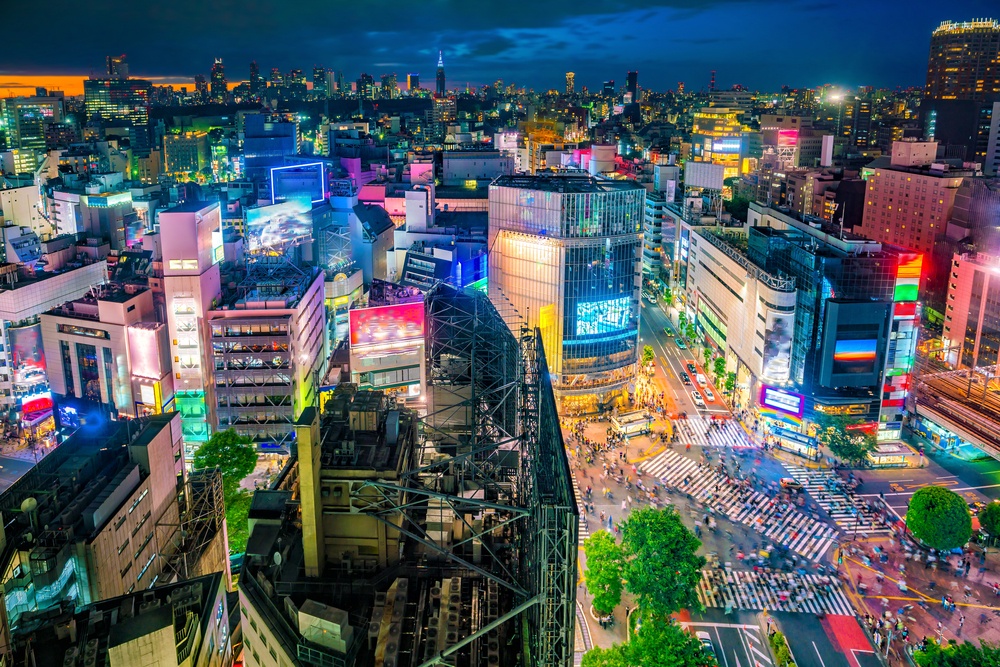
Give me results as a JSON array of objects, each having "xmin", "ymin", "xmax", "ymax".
[{"xmin": 0, "ymin": 75, "xmax": 243, "ymax": 97}]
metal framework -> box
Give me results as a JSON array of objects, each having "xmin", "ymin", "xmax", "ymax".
[
  {"xmin": 156, "ymin": 468, "xmax": 227, "ymax": 583},
  {"xmin": 351, "ymin": 285, "xmax": 578, "ymax": 667}
]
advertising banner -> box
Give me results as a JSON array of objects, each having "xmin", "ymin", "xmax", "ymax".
[
  {"xmin": 245, "ymin": 194, "xmax": 312, "ymax": 252},
  {"xmin": 349, "ymin": 302, "xmax": 425, "ymax": 348},
  {"xmin": 9, "ymin": 323, "xmax": 47, "ymax": 389},
  {"xmin": 761, "ymin": 311, "xmax": 792, "ymax": 383},
  {"xmin": 759, "ymin": 385, "xmax": 805, "ymax": 418}
]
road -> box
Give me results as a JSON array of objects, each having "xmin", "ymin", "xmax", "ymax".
[
  {"xmin": 685, "ymin": 608, "xmax": 774, "ymax": 667},
  {"xmin": 0, "ymin": 455, "xmax": 36, "ymax": 493},
  {"xmin": 770, "ymin": 612, "xmax": 880, "ymax": 667}
]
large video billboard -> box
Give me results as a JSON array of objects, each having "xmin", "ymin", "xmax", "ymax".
[
  {"xmin": 819, "ymin": 300, "xmax": 891, "ymax": 389},
  {"xmin": 761, "ymin": 312, "xmax": 793, "ymax": 384},
  {"xmin": 349, "ymin": 302, "xmax": 425, "ymax": 348},
  {"xmin": 576, "ymin": 297, "xmax": 631, "ymax": 336},
  {"xmin": 833, "ymin": 339, "xmax": 878, "ymax": 375},
  {"xmin": 9, "ymin": 323, "xmax": 47, "ymax": 389},
  {"xmin": 245, "ymin": 194, "xmax": 312, "ymax": 252}
]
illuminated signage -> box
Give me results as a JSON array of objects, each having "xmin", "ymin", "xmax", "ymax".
[
  {"xmin": 9, "ymin": 323, "xmax": 47, "ymax": 390},
  {"xmin": 349, "ymin": 302, "xmax": 425, "ymax": 348},
  {"xmin": 759, "ymin": 385, "xmax": 804, "ymax": 418},
  {"xmin": 576, "ymin": 296, "xmax": 631, "ymax": 337},
  {"xmin": 270, "ymin": 162, "xmax": 328, "ymax": 203},
  {"xmin": 777, "ymin": 129, "xmax": 799, "ymax": 148},
  {"xmin": 833, "ymin": 339, "xmax": 878, "ymax": 374},
  {"xmin": 246, "ymin": 194, "xmax": 312, "ymax": 252},
  {"xmin": 128, "ymin": 324, "xmax": 165, "ymax": 379},
  {"xmin": 711, "ymin": 139, "xmax": 742, "ymax": 154}
]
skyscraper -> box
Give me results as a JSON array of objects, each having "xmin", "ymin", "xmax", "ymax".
[
  {"xmin": 357, "ymin": 73, "xmax": 374, "ymax": 99},
  {"xmin": 270, "ymin": 67, "xmax": 283, "ymax": 87},
  {"xmin": 407, "ymin": 73, "xmax": 420, "ymax": 91},
  {"xmin": 83, "ymin": 77, "xmax": 152, "ymax": 154},
  {"xmin": 210, "ymin": 58, "xmax": 227, "ymax": 103},
  {"xmin": 380, "ymin": 72, "xmax": 398, "ymax": 99},
  {"xmin": 626, "ymin": 70, "xmax": 638, "ymax": 101},
  {"xmin": 565, "ymin": 71, "xmax": 575, "ymax": 95},
  {"xmin": 106, "ymin": 54, "xmax": 128, "ymax": 79},
  {"xmin": 603, "ymin": 80, "xmax": 615, "ymax": 97},
  {"xmin": 436, "ymin": 51, "xmax": 446, "ymax": 96},
  {"xmin": 925, "ymin": 19, "xmax": 1000, "ymax": 101},
  {"xmin": 312, "ymin": 66, "xmax": 327, "ymax": 98},
  {"xmin": 249, "ymin": 60, "xmax": 261, "ymax": 97},
  {"xmin": 194, "ymin": 74, "xmax": 208, "ymax": 102}
]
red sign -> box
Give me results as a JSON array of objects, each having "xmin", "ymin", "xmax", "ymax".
[{"xmin": 349, "ymin": 302, "xmax": 425, "ymax": 347}]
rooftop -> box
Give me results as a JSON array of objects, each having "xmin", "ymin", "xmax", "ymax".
[
  {"xmin": 491, "ymin": 173, "xmax": 645, "ymax": 194},
  {"xmin": 163, "ymin": 199, "xmax": 218, "ymax": 214}
]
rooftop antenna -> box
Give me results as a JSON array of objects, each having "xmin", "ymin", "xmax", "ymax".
[{"xmin": 709, "ymin": 70, "xmax": 716, "ymax": 93}]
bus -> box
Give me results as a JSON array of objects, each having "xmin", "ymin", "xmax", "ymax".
[{"xmin": 611, "ymin": 410, "xmax": 652, "ymax": 437}]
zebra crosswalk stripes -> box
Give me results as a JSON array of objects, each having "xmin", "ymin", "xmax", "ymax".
[
  {"xmin": 783, "ymin": 466, "xmax": 891, "ymax": 536},
  {"xmin": 642, "ymin": 449, "xmax": 837, "ymax": 561},
  {"xmin": 674, "ymin": 417, "xmax": 756, "ymax": 449},
  {"xmin": 570, "ymin": 474, "xmax": 590, "ymax": 540},
  {"xmin": 697, "ymin": 568, "xmax": 855, "ymax": 616}
]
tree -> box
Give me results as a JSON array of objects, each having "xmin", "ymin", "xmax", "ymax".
[
  {"xmin": 979, "ymin": 501, "xmax": 1000, "ymax": 538},
  {"xmin": 724, "ymin": 372, "xmax": 737, "ymax": 395},
  {"xmin": 812, "ymin": 413, "xmax": 877, "ymax": 466},
  {"xmin": 712, "ymin": 356, "xmax": 726, "ymax": 381},
  {"xmin": 662, "ymin": 287, "xmax": 673, "ymax": 305},
  {"xmin": 642, "ymin": 345, "xmax": 656, "ymax": 367},
  {"xmin": 225, "ymin": 490, "xmax": 253, "ymax": 555},
  {"xmin": 583, "ymin": 531, "xmax": 625, "ymax": 616},
  {"xmin": 724, "ymin": 195, "xmax": 751, "ymax": 222},
  {"xmin": 913, "ymin": 639, "xmax": 1000, "ymax": 667},
  {"xmin": 678, "ymin": 312, "xmax": 688, "ymax": 330},
  {"xmin": 621, "ymin": 506, "xmax": 706, "ymax": 617},
  {"xmin": 906, "ymin": 486, "xmax": 973, "ymax": 551},
  {"xmin": 193, "ymin": 428, "xmax": 258, "ymax": 498},
  {"xmin": 582, "ymin": 617, "xmax": 717, "ymax": 667},
  {"xmin": 685, "ymin": 323, "xmax": 697, "ymax": 342}
]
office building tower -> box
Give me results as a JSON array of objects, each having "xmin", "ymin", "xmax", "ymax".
[
  {"xmin": 210, "ymin": 58, "xmax": 227, "ymax": 103},
  {"xmin": 158, "ymin": 201, "xmax": 223, "ymax": 449},
  {"xmin": 949, "ymin": 176, "xmax": 1000, "ymax": 253},
  {"xmin": 0, "ymin": 95, "xmax": 64, "ymax": 170},
  {"xmin": 83, "ymin": 78, "xmax": 152, "ymax": 154},
  {"xmin": 209, "ymin": 266, "xmax": 326, "ymax": 451},
  {"xmin": 269, "ymin": 67, "xmax": 283, "ymax": 87},
  {"xmin": 926, "ymin": 19, "xmax": 1000, "ymax": 101},
  {"xmin": 357, "ymin": 73, "xmax": 374, "ymax": 100},
  {"xmin": 239, "ymin": 284, "xmax": 577, "ymax": 667},
  {"xmin": 565, "ymin": 71, "xmax": 575, "ymax": 95},
  {"xmin": 194, "ymin": 74, "xmax": 208, "ymax": 102},
  {"xmin": 407, "ymin": 72, "xmax": 420, "ymax": 91},
  {"xmin": 488, "ymin": 174, "xmax": 644, "ymax": 408},
  {"xmin": 942, "ymin": 252, "xmax": 1000, "ymax": 370},
  {"xmin": 249, "ymin": 60, "xmax": 261, "ymax": 97},
  {"xmin": 106, "ymin": 53, "xmax": 129, "ymax": 79},
  {"xmin": 381, "ymin": 72, "xmax": 398, "ymax": 99},
  {"xmin": 289, "ymin": 68, "xmax": 305, "ymax": 85},
  {"xmin": 436, "ymin": 51, "xmax": 446, "ymax": 96},
  {"xmin": 242, "ymin": 113, "xmax": 299, "ymax": 181},
  {"xmin": 163, "ymin": 131, "xmax": 209, "ymax": 175},
  {"xmin": 691, "ymin": 107, "xmax": 746, "ymax": 180},
  {"xmin": 312, "ymin": 65, "xmax": 327, "ymax": 98},
  {"xmin": 602, "ymin": 80, "xmax": 615, "ymax": 98},
  {"xmin": 852, "ymin": 98, "xmax": 873, "ymax": 148},
  {"xmin": 626, "ymin": 70, "xmax": 638, "ymax": 101}
]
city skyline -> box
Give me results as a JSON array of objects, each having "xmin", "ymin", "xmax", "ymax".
[{"xmin": 3, "ymin": 1, "xmax": 1000, "ymax": 95}]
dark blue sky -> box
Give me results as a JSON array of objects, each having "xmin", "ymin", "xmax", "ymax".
[{"xmin": 4, "ymin": 1, "xmax": 999, "ymax": 91}]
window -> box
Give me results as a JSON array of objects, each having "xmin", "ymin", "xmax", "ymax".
[
  {"xmin": 269, "ymin": 648, "xmax": 277, "ymax": 661},
  {"xmin": 114, "ymin": 514, "xmax": 127, "ymax": 531},
  {"xmin": 120, "ymin": 562, "xmax": 132, "ymax": 578},
  {"xmin": 128, "ymin": 488, "xmax": 149, "ymax": 513},
  {"xmin": 117, "ymin": 538, "xmax": 130, "ymax": 556},
  {"xmin": 137, "ymin": 553, "xmax": 155, "ymax": 581},
  {"xmin": 57, "ymin": 323, "xmax": 110, "ymax": 339}
]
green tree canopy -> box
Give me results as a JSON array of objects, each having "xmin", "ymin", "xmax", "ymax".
[
  {"xmin": 712, "ymin": 357, "xmax": 726, "ymax": 380},
  {"xmin": 907, "ymin": 486, "xmax": 973, "ymax": 551},
  {"xmin": 582, "ymin": 617, "xmax": 717, "ymax": 667},
  {"xmin": 913, "ymin": 639, "xmax": 1000, "ymax": 667},
  {"xmin": 724, "ymin": 372, "xmax": 736, "ymax": 395},
  {"xmin": 813, "ymin": 413, "xmax": 877, "ymax": 466},
  {"xmin": 621, "ymin": 506, "xmax": 706, "ymax": 617},
  {"xmin": 193, "ymin": 428, "xmax": 258, "ymax": 498},
  {"xmin": 225, "ymin": 489, "xmax": 253, "ymax": 555},
  {"xmin": 979, "ymin": 501, "xmax": 1000, "ymax": 538},
  {"xmin": 642, "ymin": 345, "xmax": 656, "ymax": 366},
  {"xmin": 583, "ymin": 531, "xmax": 625, "ymax": 616}
]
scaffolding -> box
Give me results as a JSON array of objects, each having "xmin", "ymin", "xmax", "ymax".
[
  {"xmin": 350, "ymin": 284, "xmax": 578, "ymax": 667},
  {"xmin": 156, "ymin": 468, "xmax": 228, "ymax": 585}
]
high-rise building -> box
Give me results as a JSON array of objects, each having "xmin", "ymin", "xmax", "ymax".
[
  {"xmin": 925, "ymin": 19, "xmax": 1000, "ymax": 101},
  {"xmin": 83, "ymin": 77, "xmax": 152, "ymax": 154},
  {"xmin": 488, "ymin": 174, "xmax": 644, "ymax": 407},
  {"xmin": 852, "ymin": 98, "xmax": 873, "ymax": 148},
  {"xmin": 269, "ymin": 67, "xmax": 283, "ymax": 87},
  {"xmin": 942, "ymin": 251, "xmax": 1000, "ymax": 369},
  {"xmin": 356, "ymin": 73, "xmax": 374, "ymax": 100},
  {"xmin": 436, "ymin": 50, "xmax": 446, "ymax": 96},
  {"xmin": 194, "ymin": 74, "xmax": 208, "ymax": 102},
  {"xmin": 565, "ymin": 71, "xmax": 575, "ymax": 95},
  {"xmin": 407, "ymin": 72, "xmax": 420, "ymax": 91},
  {"xmin": 249, "ymin": 60, "xmax": 261, "ymax": 97},
  {"xmin": 106, "ymin": 53, "xmax": 128, "ymax": 79},
  {"xmin": 691, "ymin": 107, "xmax": 746, "ymax": 180},
  {"xmin": 163, "ymin": 131, "xmax": 209, "ymax": 175},
  {"xmin": 312, "ymin": 65, "xmax": 327, "ymax": 98},
  {"xmin": 626, "ymin": 70, "xmax": 638, "ymax": 101},
  {"xmin": 602, "ymin": 80, "xmax": 615, "ymax": 97},
  {"xmin": 210, "ymin": 58, "xmax": 227, "ymax": 103},
  {"xmin": 380, "ymin": 72, "xmax": 398, "ymax": 99},
  {"xmin": 0, "ymin": 95, "xmax": 64, "ymax": 170}
]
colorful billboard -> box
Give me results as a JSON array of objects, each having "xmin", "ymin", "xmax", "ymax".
[
  {"xmin": 349, "ymin": 302, "xmax": 425, "ymax": 347},
  {"xmin": 761, "ymin": 311, "xmax": 792, "ymax": 383},
  {"xmin": 777, "ymin": 129, "xmax": 799, "ymax": 148},
  {"xmin": 245, "ymin": 194, "xmax": 312, "ymax": 252},
  {"xmin": 759, "ymin": 385, "xmax": 805, "ymax": 418},
  {"xmin": 576, "ymin": 296, "xmax": 631, "ymax": 336},
  {"xmin": 833, "ymin": 339, "xmax": 878, "ymax": 375},
  {"xmin": 9, "ymin": 323, "xmax": 47, "ymax": 388}
]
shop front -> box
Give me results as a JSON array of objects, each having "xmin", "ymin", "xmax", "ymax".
[
  {"xmin": 772, "ymin": 426, "xmax": 819, "ymax": 461},
  {"xmin": 909, "ymin": 415, "xmax": 988, "ymax": 461}
]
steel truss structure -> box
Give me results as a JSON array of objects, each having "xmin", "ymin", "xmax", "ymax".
[
  {"xmin": 352, "ymin": 285, "xmax": 578, "ymax": 667},
  {"xmin": 156, "ymin": 468, "xmax": 227, "ymax": 583}
]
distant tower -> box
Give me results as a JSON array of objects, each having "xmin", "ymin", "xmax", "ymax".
[
  {"xmin": 210, "ymin": 58, "xmax": 227, "ymax": 103},
  {"xmin": 565, "ymin": 72, "xmax": 575, "ymax": 95},
  {"xmin": 106, "ymin": 54, "xmax": 128, "ymax": 79},
  {"xmin": 709, "ymin": 70, "xmax": 716, "ymax": 93},
  {"xmin": 436, "ymin": 51, "xmax": 446, "ymax": 96},
  {"xmin": 626, "ymin": 70, "xmax": 638, "ymax": 101},
  {"xmin": 249, "ymin": 61, "xmax": 261, "ymax": 97},
  {"xmin": 677, "ymin": 82, "xmax": 685, "ymax": 95},
  {"xmin": 407, "ymin": 73, "xmax": 420, "ymax": 91}
]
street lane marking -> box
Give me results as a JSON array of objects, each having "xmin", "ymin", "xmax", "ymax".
[{"xmin": 812, "ymin": 642, "xmax": 828, "ymax": 667}]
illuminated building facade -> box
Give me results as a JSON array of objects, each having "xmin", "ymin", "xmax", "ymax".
[
  {"xmin": 925, "ymin": 19, "xmax": 1000, "ymax": 101},
  {"xmin": 565, "ymin": 72, "xmax": 575, "ymax": 95},
  {"xmin": 0, "ymin": 96, "xmax": 64, "ymax": 170},
  {"xmin": 159, "ymin": 201, "xmax": 223, "ymax": 449},
  {"xmin": 488, "ymin": 174, "xmax": 644, "ymax": 404},
  {"xmin": 436, "ymin": 51, "xmax": 446, "ymax": 96},
  {"xmin": 942, "ymin": 252, "xmax": 1000, "ymax": 370},
  {"xmin": 691, "ymin": 107, "xmax": 747, "ymax": 180},
  {"xmin": 210, "ymin": 58, "xmax": 227, "ymax": 103},
  {"xmin": 83, "ymin": 78, "xmax": 152, "ymax": 154}
]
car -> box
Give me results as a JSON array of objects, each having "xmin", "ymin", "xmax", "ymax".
[
  {"xmin": 696, "ymin": 373, "xmax": 707, "ymax": 386},
  {"xmin": 675, "ymin": 338, "xmax": 687, "ymax": 349},
  {"xmin": 691, "ymin": 390, "xmax": 705, "ymax": 407},
  {"xmin": 646, "ymin": 294, "xmax": 657, "ymax": 304},
  {"xmin": 780, "ymin": 478, "xmax": 803, "ymax": 490},
  {"xmin": 695, "ymin": 632, "xmax": 716, "ymax": 658},
  {"xmin": 704, "ymin": 388, "xmax": 715, "ymax": 402},
  {"xmin": 969, "ymin": 501, "xmax": 987, "ymax": 516},
  {"xmin": 686, "ymin": 362, "xmax": 698, "ymax": 375},
  {"xmin": 680, "ymin": 372, "xmax": 691, "ymax": 384},
  {"xmin": 663, "ymin": 327, "xmax": 675, "ymax": 337}
]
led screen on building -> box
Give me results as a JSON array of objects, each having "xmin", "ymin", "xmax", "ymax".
[
  {"xmin": 349, "ymin": 302, "xmax": 425, "ymax": 347},
  {"xmin": 761, "ymin": 312, "xmax": 792, "ymax": 383},
  {"xmin": 246, "ymin": 194, "xmax": 312, "ymax": 252},
  {"xmin": 576, "ymin": 297, "xmax": 631, "ymax": 336},
  {"xmin": 8, "ymin": 323, "xmax": 47, "ymax": 389},
  {"xmin": 759, "ymin": 385, "xmax": 805, "ymax": 418},
  {"xmin": 833, "ymin": 339, "xmax": 878, "ymax": 375}
]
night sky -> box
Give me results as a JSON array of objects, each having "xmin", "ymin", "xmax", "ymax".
[{"xmin": 4, "ymin": 0, "xmax": 999, "ymax": 92}]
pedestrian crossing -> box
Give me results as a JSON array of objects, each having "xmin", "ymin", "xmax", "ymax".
[
  {"xmin": 782, "ymin": 466, "xmax": 890, "ymax": 536},
  {"xmin": 675, "ymin": 417, "xmax": 756, "ymax": 449},
  {"xmin": 697, "ymin": 568, "xmax": 855, "ymax": 616},
  {"xmin": 642, "ymin": 449, "xmax": 837, "ymax": 561},
  {"xmin": 570, "ymin": 474, "xmax": 590, "ymax": 539}
]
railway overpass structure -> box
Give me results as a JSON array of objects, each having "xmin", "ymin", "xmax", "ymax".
[{"xmin": 913, "ymin": 369, "xmax": 1000, "ymax": 461}]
